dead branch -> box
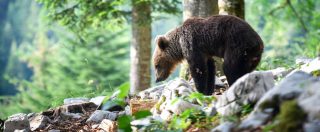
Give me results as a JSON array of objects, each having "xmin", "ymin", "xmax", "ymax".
[{"xmin": 286, "ymin": 0, "xmax": 309, "ymax": 32}]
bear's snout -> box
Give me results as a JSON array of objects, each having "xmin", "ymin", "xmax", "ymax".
[{"xmin": 155, "ymin": 77, "xmax": 165, "ymax": 83}]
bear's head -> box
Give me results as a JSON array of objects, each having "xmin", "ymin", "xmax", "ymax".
[{"xmin": 153, "ymin": 35, "xmax": 178, "ymax": 83}]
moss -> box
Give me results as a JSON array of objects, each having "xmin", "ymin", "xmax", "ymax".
[
  {"xmin": 274, "ymin": 100, "xmax": 306, "ymax": 132},
  {"xmin": 155, "ymin": 96, "xmax": 166, "ymax": 112},
  {"xmin": 259, "ymin": 95, "xmax": 280, "ymax": 110},
  {"xmin": 311, "ymin": 70, "xmax": 320, "ymax": 77}
]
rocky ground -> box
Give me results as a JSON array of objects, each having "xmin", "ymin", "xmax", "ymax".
[{"xmin": 1, "ymin": 57, "xmax": 320, "ymax": 132}]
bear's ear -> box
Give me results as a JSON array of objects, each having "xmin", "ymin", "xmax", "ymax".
[{"xmin": 156, "ymin": 35, "xmax": 169, "ymax": 50}]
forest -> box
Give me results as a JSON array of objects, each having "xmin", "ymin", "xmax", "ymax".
[{"xmin": 0, "ymin": 0, "xmax": 319, "ymax": 131}]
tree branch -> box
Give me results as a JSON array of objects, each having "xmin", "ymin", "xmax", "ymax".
[
  {"xmin": 268, "ymin": 0, "xmax": 308, "ymax": 33},
  {"xmin": 268, "ymin": 1, "xmax": 288, "ymax": 15},
  {"xmin": 286, "ymin": 0, "xmax": 308, "ymax": 32}
]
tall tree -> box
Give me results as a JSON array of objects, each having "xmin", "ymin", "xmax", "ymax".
[
  {"xmin": 36, "ymin": 0, "xmax": 180, "ymax": 94},
  {"xmin": 180, "ymin": 0, "xmax": 219, "ymax": 79},
  {"xmin": 130, "ymin": 0, "xmax": 152, "ymax": 93},
  {"xmin": 183, "ymin": 0, "xmax": 218, "ymax": 20},
  {"xmin": 0, "ymin": 0, "xmax": 34, "ymax": 95},
  {"xmin": 218, "ymin": 0, "xmax": 245, "ymax": 19}
]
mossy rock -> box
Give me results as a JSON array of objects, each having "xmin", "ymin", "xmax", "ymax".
[{"xmin": 274, "ymin": 100, "xmax": 306, "ymax": 132}]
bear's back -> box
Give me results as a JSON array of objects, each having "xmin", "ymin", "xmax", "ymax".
[{"xmin": 180, "ymin": 15, "xmax": 263, "ymax": 57}]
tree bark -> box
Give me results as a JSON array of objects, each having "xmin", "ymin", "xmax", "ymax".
[
  {"xmin": 183, "ymin": 0, "xmax": 219, "ymax": 20},
  {"xmin": 218, "ymin": 0, "xmax": 245, "ymax": 19},
  {"xmin": 180, "ymin": 0, "xmax": 219, "ymax": 79},
  {"xmin": 130, "ymin": 0, "xmax": 151, "ymax": 94}
]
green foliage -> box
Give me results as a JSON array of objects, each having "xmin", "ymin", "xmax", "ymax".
[
  {"xmin": 186, "ymin": 92, "xmax": 216, "ymax": 106},
  {"xmin": 262, "ymin": 121, "xmax": 277, "ymax": 132},
  {"xmin": 36, "ymin": 0, "xmax": 181, "ymax": 35},
  {"xmin": 169, "ymin": 109, "xmax": 194, "ymax": 130},
  {"xmin": 133, "ymin": 110, "xmax": 152, "ymax": 119},
  {"xmin": 36, "ymin": 0, "xmax": 128, "ymax": 33},
  {"xmin": 117, "ymin": 82, "xmax": 131, "ymax": 99},
  {"xmin": 117, "ymin": 110, "xmax": 152, "ymax": 132},
  {"xmin": 150, "ymin": 0, "xmax": 181, "ymax": 15},
  {"xmin": 220, "ymin": 115, "xmax": 239, "ymax": 123},
  {"xmin": 118, "ymin": 115, "xmax": 133, "ymax": 132},
  {"xmin": 241, "ymin": 104, "xmax": 254, "ymax": 117},
  {"xmin": 144, "ymin": 93, "xmax": 217, "ymax": 131},
  {"xmin": 168, "ymin": 109, "xmax": 215, "ymax": 131},
  {"xmin": 100, "ymin": 82, "xmax": 130, "ymax": 110},
  {"xmin": 246, "ymin": 0, "xmax": 320, "ymax": 59},
  {"xmin": 0, "ymin": 25, "xmax": 130, "ymax": 118},
  {"xmin": 257, "ymin": 56, "xmax": 295, "ymax": 70}
]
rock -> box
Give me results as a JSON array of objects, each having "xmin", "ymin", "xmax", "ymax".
[
  {"xmin": 130, "ymin": 116, "xmax": 154, "ymax": 132},
  {"xmin": 99, "ymin": 97, "xmax": 126, "ymax": 112},
  {"xmin": 296, "ymin": 57, "xmax": 313, "ymax": 65},
  {"xmin": 60, "ymin": 102, "xmax": 97, "ymax": 114},
  {"xmin": 300, "ymin": 57, "xmax": 320, "ymax": 75},
  {"xmin": 268, "ymin": 67, "xmax": 293, "ymax": 80},
  {"xmin": 131, "ymin": 117, "xmax": 152, "ymax": 126},
  {"xmin": 215, "ymin": 76, "xmax": 226, "ymax": 87},
  {"xmin": 4, "ymin": 113, "xmax": 30, "ymax": 132},
  {"xmin": 13, "ymin": 129, "xmax": 29, "ymax": 132},
  {"xmin": 159, "ymin": 110, "xmax": 174, "ymax": 121},
  {"xmin": 166, "ymin": 99, "xmax": 201, "ymax": 115},
  {"xmin": 92, "ymin": 124, "xmax": 99, "ymax": 129},
  {"xmin": 60, "ymin": 112, "xmax": 83, "ymax": 119},
  {"xmin": 98, "ymin": 119, "xmax": 117, "ymax": 132},
  {"xmin": 118, "ymin": 111, "xmax": 126, "ymax": 117},
  {"xmin": 29, "ymin": 114, "xmax": 51, "ymax": 131},
  {"xmin": 298, "ymin": 80, "xmax": 320, "ymax": 121},
  {"xmin": 218, "ymin": 76, "xmax": 227, "ymax": 83},
  {"xmin": 27, "ymin": 113, "xmax": 36, "ymax": 119},
  {"xmin": 216, "ymin": 71, "xmax": 274, "ymax": 116},
  {"xmin": 216, "ymin": 101, "xmax": 242, "ymax": 117},
  {"xmin": 90, "ymin": 96, "xmax": 106, "ymax": 106},
  {"xmin": 190, "ymin": 76, "xmax": 226, "ymax": 88},
  {"xmin": 203, "ymin": 106, "xmax": 217, "ymax": 117},
  {"xmin": 101, "ymin": 103, "xmax": 124, "ymax": 112},
  {"xmin": 211, "ymin": 122, "xmax": 236, "ymax": 132},
  {"xmin": 190, "ymin": 76, "xmax": 228, "ymax": 88},
  {"xmin": 304, "ymin": 121, "xmax": 320, "ymax": 132},
  {"xmin": 162, "ymin": 78, "xmax": 195, "ymax": 100},
  {"xmin": 86, "ymin": 110, "xmax": 117, "ymax": 123},
  {"xmin": 125, "ymin": 105, "xmax": 131, "ymax": 115},
  {"xmin": 239, "ymin": 71, "xmax": 316, "ymax": 129},
  {"xmin": 48, "ymin": 129, "xmax": 61, "ymax": 132},
  {"xmin": 63, "ymin": 97, "xmax": 90, "ymax": 105},
  {"xmin": 151, "ymin": 78, "xmax": 201, "ymax": 121},
  {"xmin": 138, "ymin": 84, "xmax": 165, "ymax": 100}
]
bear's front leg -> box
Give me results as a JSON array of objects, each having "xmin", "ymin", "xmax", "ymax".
[
  {"xmin": 206, "ymin": 58, "xmax": 215, "ymax": 95},
  {"xmin": 187, "ymin": 55, "xmax": 209, "ymax": 95}
]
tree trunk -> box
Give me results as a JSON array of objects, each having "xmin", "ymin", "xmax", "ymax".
[
  {"xmin": 183, "ymin": 0, "xmax": 219, "ymax": 20},
  {"xmin": 130, "ymin": 0, "xmax": 151, "ymax": 94},
  {"xmin": 180, "ymin": 0, "xmax": 219, "ymax": 79},
  {"xmin": 218, "ymin": 0, "xmax": 245, "ymax": 19}
]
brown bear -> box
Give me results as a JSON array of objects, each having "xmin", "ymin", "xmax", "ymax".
[{"xmin": 153, "ymin": 15, "xmax": 264, "ymax": 95}]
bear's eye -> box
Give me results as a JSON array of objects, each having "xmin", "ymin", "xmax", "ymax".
[{"xmin": 155, "ymin": 65, "xmax": 160, "ymax": 69}]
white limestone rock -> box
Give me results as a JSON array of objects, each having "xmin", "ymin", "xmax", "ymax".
[
  {"xmin": 239, "ymin": 71, "xmax": 317, "ymax": 129},
  {"xmin": 90, "ymin": 96, "xmax": 106, "ymax": 106},
  {"xmin": 216, "ymin": 71, "xmax": 275, "ymax": 116},
  {"xmin": 63, "ymin": 97, "xmax": 89, "ymax": 105},
  {"xmin": 4, "ymin": 113, "xmax": 30, "ymax": 132},
  {"xmin": 86, "ymin": 110, "xmax": 118, "ymax": 123}
]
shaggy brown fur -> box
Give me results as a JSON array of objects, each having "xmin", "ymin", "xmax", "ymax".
[{"xmin": 153, "ymin": 15, "xmax": 264, "ymax": 95}]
